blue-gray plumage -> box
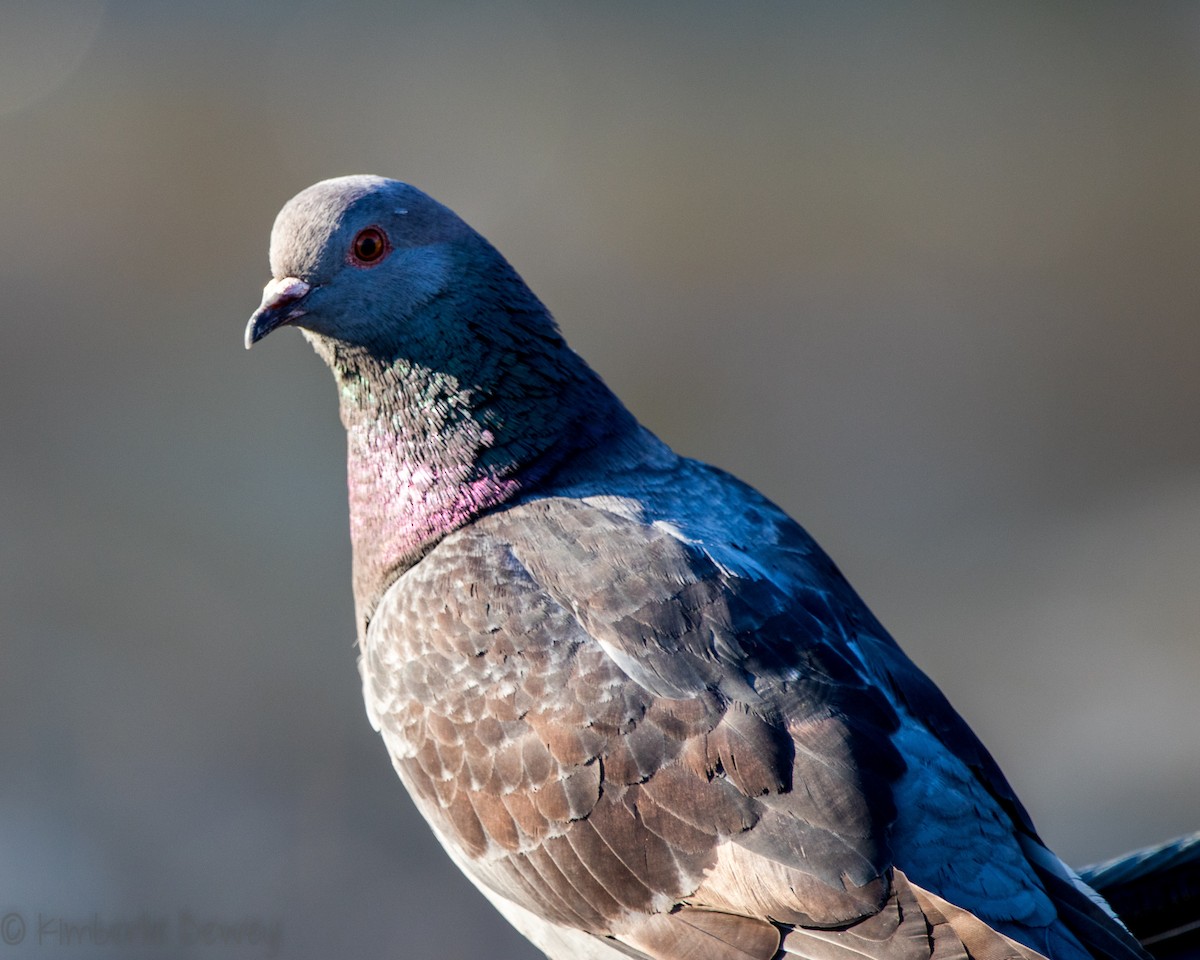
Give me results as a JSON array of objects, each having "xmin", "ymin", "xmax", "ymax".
[{"xmin": 246, "ymin": 176, "xmax": 1150, "ymax": 960}]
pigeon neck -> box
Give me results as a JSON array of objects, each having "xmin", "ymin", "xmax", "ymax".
[{"xmin": 322, "ymin": 336, "xmax": 634, "ymax": 635}]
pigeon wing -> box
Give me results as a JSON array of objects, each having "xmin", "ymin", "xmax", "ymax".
[{"xmin": 360, "ymin": 490, "xmax": 1073, "ymax": 960}]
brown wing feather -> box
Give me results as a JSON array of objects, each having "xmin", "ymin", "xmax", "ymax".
[
  {"xmin": 622, "ymin": 908, "xmax": 782, "ymax": 960},
  {"xmin": 775, "ymin": 871, "xmax": 971, "ymax": 960},
  {"xmin": 906, "ymin": 880, "xmax": 1048, "ymax": 960},
  {"xmin": 361, "ymin": 506, "xmax": 1062, "ymax": 960}
]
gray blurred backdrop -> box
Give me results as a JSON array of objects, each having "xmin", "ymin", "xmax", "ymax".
[{"xmin": 2, "ymin": 2, "xmax": 1198, "ymax": 958}]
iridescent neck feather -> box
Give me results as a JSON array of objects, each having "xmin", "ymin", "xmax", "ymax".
[{"xmin": 307, "ymin": 331, "xmax": 633, "ymax": 635}]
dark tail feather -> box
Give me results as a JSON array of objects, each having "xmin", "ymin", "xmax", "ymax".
[{"xmin": 1079, "ymin": 833, "xmax": 1200, "ymax": 960}]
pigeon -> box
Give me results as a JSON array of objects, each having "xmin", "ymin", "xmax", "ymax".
[{"xmin": 245, "ymin": 175, "xmax": 1151, "ymax": 960}]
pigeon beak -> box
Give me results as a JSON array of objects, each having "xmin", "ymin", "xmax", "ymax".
[{"xmin": 244, "ymin": 277, "xmax": 312, "ymax": 349}]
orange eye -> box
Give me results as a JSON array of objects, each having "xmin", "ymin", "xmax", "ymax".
[{"xmin": 350, "ymin": 226, "xmax": 389, "ymax": 266}]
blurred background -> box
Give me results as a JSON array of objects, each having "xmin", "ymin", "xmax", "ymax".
[{"xmin": 2, "ymin": 1, "xmax": 1198, "ymax": 957}]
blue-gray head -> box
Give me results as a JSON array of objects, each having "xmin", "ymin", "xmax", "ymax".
[
  {"xmin": 245, "ymin": 175, "xmax": 536, "ymax": 360},
  {"xmin": 246, "ymin": 176, "xmax": 469, "ymax": 352}
]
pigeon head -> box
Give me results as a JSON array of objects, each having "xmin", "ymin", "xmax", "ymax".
[{"xmin": 245, "ymin": 175, "xmax": 492, "ymax": 355}]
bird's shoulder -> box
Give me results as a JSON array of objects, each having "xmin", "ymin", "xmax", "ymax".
[{"xmin": 375, "ymin": 441, "xmax": 902, "ymax": 716}]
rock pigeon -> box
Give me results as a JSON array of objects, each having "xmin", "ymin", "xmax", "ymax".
[{"xmin": 245, "ymin": 175, "xmax": 1151, "ymax": 960}]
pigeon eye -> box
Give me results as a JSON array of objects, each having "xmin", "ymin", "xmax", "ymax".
[{"xmin": 350, "ymin": 227, "xmax": 389, "ymax": 266}]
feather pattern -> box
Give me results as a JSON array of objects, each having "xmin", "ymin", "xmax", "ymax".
[{"xmin": 247, "ymin": 176, "xmax": 1154, "ymax": 960}]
